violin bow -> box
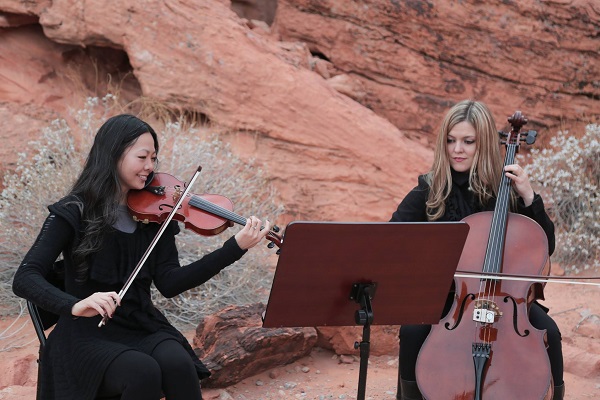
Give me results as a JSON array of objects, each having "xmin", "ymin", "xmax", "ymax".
[
  {"xmin": 99, "ymin": 166, "xmax": 203, "ymax": 327},
  {"xmin": 454, "ymin": 270, "xmax": 600, "ymax": 286}
]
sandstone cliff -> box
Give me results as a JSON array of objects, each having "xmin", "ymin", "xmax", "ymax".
[{"xmin": 1, "ymin": 0, "xmax": 597, "ymax": 222}]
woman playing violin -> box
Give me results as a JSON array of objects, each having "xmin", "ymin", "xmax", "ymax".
[
  {"xmin": 390, "ymin": 100, "xmax": 564, "ymax": 400},
  {"xmin": 12, "ymin": 114, "xmax": 271, "ymax": 400}
]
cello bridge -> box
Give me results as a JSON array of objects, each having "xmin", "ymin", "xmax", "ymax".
[{"xmin": 472, "ymin": 299, "xmax": 502, "ymax": 324}]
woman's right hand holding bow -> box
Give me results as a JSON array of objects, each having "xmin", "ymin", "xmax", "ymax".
[{"xmin": 72, "ymin": 291, "xmax": 121, "ymax": 318}]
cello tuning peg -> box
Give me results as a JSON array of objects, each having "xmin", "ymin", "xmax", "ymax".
[
  {"xmin": 519, "ymin": 130, "xmax": 537, "ymax": 145},
  {"xmin": 498, "ymin": 130, "xmax": 508, "ymax": 138},
  {"xmin": 526, "ymin": 130, "xmax": 537, "ymax": 145}
]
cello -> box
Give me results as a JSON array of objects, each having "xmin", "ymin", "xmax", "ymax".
[{"xmin": 415, "ymin": 112, "xmax": 553, "ymax": 399}]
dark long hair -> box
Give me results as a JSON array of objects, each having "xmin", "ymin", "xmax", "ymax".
[{"xmin": 70, "ymin": 114, "xmax": 159, "ymax": 282}]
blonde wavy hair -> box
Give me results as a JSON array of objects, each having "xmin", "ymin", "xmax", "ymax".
[{"xmin": 425, "ymin": 100, "xmax": 504, "ymax": 221}]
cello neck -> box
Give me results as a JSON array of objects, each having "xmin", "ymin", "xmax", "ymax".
[
  {"xmin": 482, "ymin": 142, "xmax": 517, "ymax": 274},
  {"xmin": 482, "ymin": 111, "xmax": 530, "ymax": 275}
]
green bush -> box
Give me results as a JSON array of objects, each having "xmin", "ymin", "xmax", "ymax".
[
  {"xmin": 0, "ymin": 95, "xmax": 283, "ymax": 329},
  {"xmin": 523, "ymin": 124, "xmax": 599, "ymax": 272}
]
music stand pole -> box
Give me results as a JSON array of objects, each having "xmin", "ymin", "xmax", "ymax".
[{"xmin": 351, "ymin": 283, "xmax": 377, "ymax": 400}]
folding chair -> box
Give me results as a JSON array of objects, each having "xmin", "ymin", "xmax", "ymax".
[
  {"xmin": 27, "ymin": 300, "xmax": 57, "ymax": 399},
  {"xmin": 26, "ymin": 259, "xmax": 63, "ymax": 400}
]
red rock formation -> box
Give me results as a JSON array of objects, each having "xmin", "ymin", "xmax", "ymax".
[
  {"xmin": 193, "ymin": 303, "xmax": 318, "ymax": 387},
  {"xmin": 0, "ymin": 0, "xmax": 432, "ymax": 223},
  {"xmin": 2, "ymin": 0, "xmax": 598, "ymax": 222},
  {"xmin": 274, "ymin": 0, "xmax": 600, "ymax": 143}
]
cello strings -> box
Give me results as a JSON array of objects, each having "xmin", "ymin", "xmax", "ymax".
[
  {"xmin": 476, "ymin": 136, "xmax": 518, "ymax": 345},
  {"xmin": 488, "ymin": 141, "xmax": 515, "ymax": 343}
]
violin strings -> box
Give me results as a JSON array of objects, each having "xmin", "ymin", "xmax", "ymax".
[
  {"xmin": 186, "ymin": 195, "xmax": 279, "ymax": 247},
  {"xmin": 189, "ymin": 195, "xmax": 247, "ymax": 226}
]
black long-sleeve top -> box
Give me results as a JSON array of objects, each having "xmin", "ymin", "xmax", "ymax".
[
  {"xmin": 390, "ymin": 170, "xmax": 555, "ymax": 255},
  {"xmin": 12, "ymin": 196, "xmax": 246, "ymax": 400}
]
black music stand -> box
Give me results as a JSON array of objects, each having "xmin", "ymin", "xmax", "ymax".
[{"xmin": 262, "ymin": 221, "xmax": 470, "ymax": 400}]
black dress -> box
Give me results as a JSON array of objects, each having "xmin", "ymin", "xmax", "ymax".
[{"xmin": 13, "ymin": 196, "xmax": 246, "ymax": 399}]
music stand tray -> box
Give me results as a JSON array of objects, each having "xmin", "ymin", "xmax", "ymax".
[
  {"xmin": 262, "ymin": 221, "xmax": 470, "ymax": 400},
  {"xmin": 263, "ymin": 221, "xmax": 469, "ymax": 328}
]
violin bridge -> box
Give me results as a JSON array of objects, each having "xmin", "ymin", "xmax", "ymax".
[{"xmin": 472, "ymin": 299, "xmax": 502, "ymax": 324}]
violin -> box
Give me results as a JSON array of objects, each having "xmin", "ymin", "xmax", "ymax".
[
  {"xmin": 99, "ymin": 167, "xmax": 281, "ymax": 328},
  {"xmin": 127, "ymin": 171, "xmax": 282, "ymax": 248},
  {"xmin": 415, "ymin": 112, "xmax": 553, "ymax": 399}
]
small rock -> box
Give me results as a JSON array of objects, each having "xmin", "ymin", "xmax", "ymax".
[
  {"xmin": 269, "ymin": 370, "xmax": 281, "ymax": 379},
  {"xmin": 339, "ymin": 355, "xmax": 354, "ymax": 364},
  {"xmin": 576, "ymin": 312, "xmax": 600, "ymax": 338},
  {"xmin": 551, "ymin": 263, "xmax": 565, "ymax": 276},
  {"xmin": 218, "ymin": 391, "xmax": 234, "ymax": 400},
  {"xmin": 284, "ymin": 381, "xmax": 298, "ymax": 389}
]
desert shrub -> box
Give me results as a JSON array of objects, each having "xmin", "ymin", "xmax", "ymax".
[
  {"xmin": 0, "ymin": 95, "xmax": 283, "ymax": 330},
  {"xmin": 522, "ymin": 124, "xmax": 599, "ymax": 272}
]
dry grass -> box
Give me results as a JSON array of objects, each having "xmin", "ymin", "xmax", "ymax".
[
  {"xmin": 0, "ymin": 94, "xmax": 283, "ymax": 337},
  {"xmin": 522, "ymin": 123, "xmax": 600, "ymax": 272}
]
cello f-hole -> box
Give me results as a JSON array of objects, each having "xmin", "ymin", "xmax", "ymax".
[
  {"xmin": 446, "ymin": 293, "xmax": 476, "ymax": 330},
  {"xmin": 504, "ymin": 296, "xmax": 530, "ymax": 337}
]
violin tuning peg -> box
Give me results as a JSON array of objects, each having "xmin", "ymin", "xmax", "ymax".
[
  {"xmin": 276, "ymin": 249, "xmax": 281, "ymax": 255},
  {"xmin": 267, "ymin": 242, "xmax": 275, "ymax": 249},
  {"xmin": 498, "ymin": 131, "xmax": 508, "ymax": 138},
  {"xmin": 272, "ymin": 225, "xmax": 280, "ymax": 233}
]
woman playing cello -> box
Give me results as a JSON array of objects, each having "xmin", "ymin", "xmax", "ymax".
[
  {"xmin": 12, "ymin": 114, "xmax": 272, "ymax": 400},
  {"xmin": 390, "ymin": 100, "xmax": 564, "ymax": 399}
]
